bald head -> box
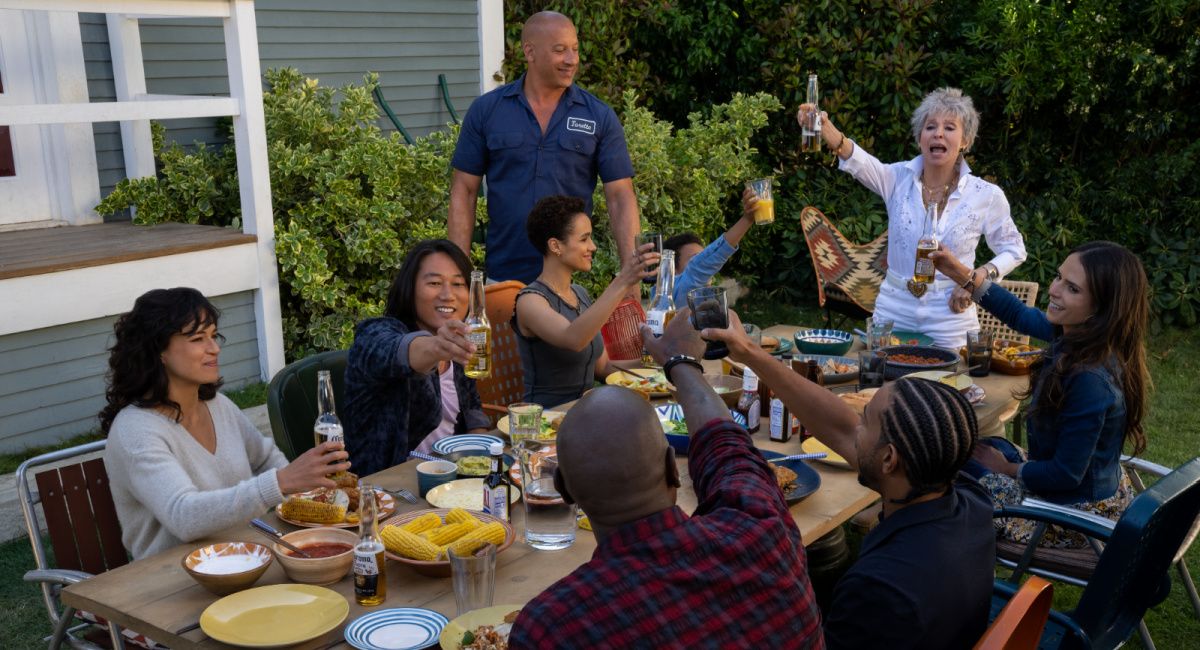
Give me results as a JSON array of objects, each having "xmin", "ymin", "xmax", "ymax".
[
  {"xmin": 521, "ymin": 11, "xmax": 574, "ymax": 43},
  {"xmin": 556, "ymin": 387, "xmax": 678, "ymax": 530}
]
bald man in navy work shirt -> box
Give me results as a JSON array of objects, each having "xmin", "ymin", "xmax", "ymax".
[{"xmin": 448, "ymin": 11, "xmax": 640, "ymax": 285}]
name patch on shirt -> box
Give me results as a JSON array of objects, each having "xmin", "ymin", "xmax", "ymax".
[{"xmin": 566, "ymin": 117, "xmax": 596, "ymax": 135}]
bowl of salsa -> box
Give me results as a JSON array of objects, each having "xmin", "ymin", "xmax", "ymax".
[{"xmin": 274, "ymin": 527, "xmax": 358, "ymax": 585}]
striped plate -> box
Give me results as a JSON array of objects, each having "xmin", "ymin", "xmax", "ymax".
[
  {"xmin": 431, "ymin": 434, "xmax": 504, "ymax": 455},
  {"xmin": 343, "ymin": 608, "xmax": 448, "ymax": 650}
]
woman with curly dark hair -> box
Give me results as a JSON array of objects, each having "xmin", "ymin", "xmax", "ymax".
[
  {"xmin": 514, "ymin": 195, "xmax": 658, "ymax": 406},
  {"xmin": 101, "ymin": 288, "xmax": 348, "ymax": 559},
  {"xmin": 931, "ymin": 241, "xmax": 1150, "ymax": 547}
]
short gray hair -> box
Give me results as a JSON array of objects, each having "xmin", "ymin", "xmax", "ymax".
[{"xmin": 910, "ymin": 87, "xmax": 980, "ymax": 151}]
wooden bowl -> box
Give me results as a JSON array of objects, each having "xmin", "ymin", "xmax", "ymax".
[
  {"xmin": 273, "ymin": 527, "xmax": 358, "ymax": 585},
  {"xmin": 381, "ymin": 508, "xmax": 515, "ymax": 578},
  {"xmin": 182, "ymin": 542, "xmax": 272, "ymax": 596}
]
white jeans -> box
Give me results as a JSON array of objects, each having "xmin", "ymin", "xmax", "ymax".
[{"xmin": 875, "ymin": 270, "xmax": 978, "ymax": 349}]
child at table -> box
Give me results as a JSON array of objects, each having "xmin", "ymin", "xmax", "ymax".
[{"xmin": 659, "ymin": 187, "xmax": 761, "ymax": 305}]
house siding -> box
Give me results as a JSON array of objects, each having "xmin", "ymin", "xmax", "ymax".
[
  {"xmin": 81, "ymin": 0, "xmax": 481, "ymax": 201},
  {"xmin": 0, "ymin": 291, "xmax": 261, "ymax": 453}
]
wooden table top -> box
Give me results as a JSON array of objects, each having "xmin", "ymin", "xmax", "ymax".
[{"xmin": 63, "ymin": 323, "xmax": 1028, "ymax": 649}]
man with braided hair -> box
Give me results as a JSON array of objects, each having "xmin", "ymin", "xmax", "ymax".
[{"xmin": 703, "ymin": 313, "xmax": 996, "ymax": 650}]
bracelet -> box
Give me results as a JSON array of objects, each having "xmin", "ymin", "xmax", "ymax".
[
  {"xmin": 662, "ymin": 354, "xmax": 704, "ymax": 383},
  {"xmin": 831, "ymin": 132, "xmax": 846, "ymax": 155}
]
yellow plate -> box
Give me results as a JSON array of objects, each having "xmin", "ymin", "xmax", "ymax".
[
  {"xmin": 801, "ymin": 437, "xmax": 851, "ymax": 470},
  {"xmin": 496, "ymin": 410, "xmax": 565, "ymax": 438},
  {"xmin": 439, "ymin": 603, "xmax": 525, "ymax": 649},
  {"xmin": 903, "ymin": 369, "xmax": 974, "ymax": 392},
  {"xmin": 425, "ymin": 478, "xmax": 521, "ymax": 510},
  {"xmin": 199, "ymin": 583, "xmax": 348, "ymax": 648},
  {"xmin": 604, "ymin": 368, "xmax": 673, "ymax": 397}
]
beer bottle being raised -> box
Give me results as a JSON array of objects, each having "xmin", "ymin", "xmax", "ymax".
[
  {"xmin": 313, "ymin": 369, "xmax": 344, "ymax": 449},
  {"xmin": 801, "ymin": 73, "xmax": 822, "ymax": 153},
  {"xmin": 464, "ymin": 270, "xmax": 491, "ymax": 379},
  {"xmin": 913, "ymin": 202, "xmax": 939, "ymax": 285},
  {"xmin": 642, "ymin": 249, "xmax": 677, "ymax": 367}
]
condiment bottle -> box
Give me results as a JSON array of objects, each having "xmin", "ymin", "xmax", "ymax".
[
  {"xmin": 769, "ymin": 357, "xmax": 793, "ymax": 443},
  {"xmin": 482, "ymin": 442, "xmax": 512, "ymax": 522},
  {"xmin": 734, "ymin": 367, "xmax": 761, "ymax": 433},
  {"xmin": 353, "ymin": 481, "xmax": 386, "ymax": 606},
  {"xmin": 798, "ymin": 359, "xmax": 825, "ymax": 440}
]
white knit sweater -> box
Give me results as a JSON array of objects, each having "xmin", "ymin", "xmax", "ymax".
[{"xmin": 104, "ymin": 393, "xmax": 287, "ymax": 559}]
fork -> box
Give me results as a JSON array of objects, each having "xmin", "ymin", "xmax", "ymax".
[
  {"xmin": 384, "ymin": 487, "xmax": 418, "ymax": 504},
  {"xmin": 766, "ymin": 452, "xmax": 829, "ymax": 463}
]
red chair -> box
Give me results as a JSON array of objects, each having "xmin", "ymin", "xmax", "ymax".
[
  {"xmin": 600, "ymin": 298, "xmax": 647, "ymax": 361},
  {"xmin": 975, "ymin": 576, "xmax": 1053, "ymax": 650},
  {"xmin": 475, "ymin": 281, "xmax": 525, "ymax": 424}
]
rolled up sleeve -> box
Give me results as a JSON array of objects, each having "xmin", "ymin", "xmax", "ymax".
[{"xmin": 980, "ymin": 187, "xmax": 1026, "ymax": 277}]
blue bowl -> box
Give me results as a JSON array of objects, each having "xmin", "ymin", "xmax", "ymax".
[
  {"xmin": 794, "ymin": 329, "xmax": 854, "ymax": 356},
  {"xmin": 657, "ymin": 404, "xmax": 747, "ymax": 455}
]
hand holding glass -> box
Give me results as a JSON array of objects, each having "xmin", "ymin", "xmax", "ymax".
[
  {"xmin": 745, "ymin": 178, "xmax": 775, "ymax": 225},
  {"xmin": 687, "ymin": 287, "xmax": 730, "ymax": 360},
  {"xmin": 637, "ymin": 232, "xmax": 663, "ymax": 284}
]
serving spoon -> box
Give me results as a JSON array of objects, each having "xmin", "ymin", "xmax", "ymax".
[{"xmin": 249, "ymin": 518, "xmax": 311, "ymax": 558}]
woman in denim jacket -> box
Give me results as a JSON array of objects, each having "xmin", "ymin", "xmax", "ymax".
[
  {"xmin": 343, "ymin": 240, "xmax": 491, "ymax": 475},
  {"xmin": 931, "ymin": 241, "xmax": 1150, "ymax": 547}
]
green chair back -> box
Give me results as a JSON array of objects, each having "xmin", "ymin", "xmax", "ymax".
[{"xmin": 267, "ymin": 350, "xmax": 348, "ymax": 460}]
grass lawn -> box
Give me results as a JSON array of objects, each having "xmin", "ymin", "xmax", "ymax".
[{"xmin": 0, "ymin": 303, "xmax": 1195, "ymax": 646}]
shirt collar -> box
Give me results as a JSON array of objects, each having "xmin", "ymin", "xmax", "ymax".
[
  {"xmin": 597, "ymin": 506, "xmax": 689, "ymax": 556},
  {"xmin": 859, "ymin": 485, "xmax": 961, "ymax": 556},
  {"xmin": 505, "ymin": 74, "xmax": 582, "ymax": 105},
  {"xmin": 905, "ymin": 155, "xmax": 973, "ymax": 188}
]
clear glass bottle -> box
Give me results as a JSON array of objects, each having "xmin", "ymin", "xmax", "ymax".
[
  {"xmin": 313, "ymin": 369, "xmax": 344, "ymax": 449},
  {"xmin": 464, "ymin": 270, "xmax": 491, "ymax": 378},
  {"xmin": 801, "ymin": 73, "xmax": 822, "ymax": 153},
  {"xmin": 482, "ymin": 442, "xmax": 512, "ymax": 521},
  {"xmin": 734, "ymin": 367, "xmax": 761, "ymax": 434},
  {"xmin": 642, "ymin": 249, "xmax": 677, "ymax": 367},
  {"xmin": 913, "ymin": 202, "xmax": 939, "ymax": 284},
  {"xmin": 353, "ymin": 481, "xmax": 387, "ymax": 606}
]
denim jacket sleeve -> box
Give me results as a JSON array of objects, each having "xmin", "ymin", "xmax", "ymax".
[
  {"xmin": 1019, "ymin": 369, "xmax": 1120, "ymax": 495},
  {"xmin": 671, "ymin": 236, "xmax": 737, "ymax": 306},
  {"xmin": 975, "ymin": 280, "xmax": 1056, "ymax": 342}
]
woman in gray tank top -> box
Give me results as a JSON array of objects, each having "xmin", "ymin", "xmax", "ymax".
[{"xmin": 513, "ymin": 196, "xmax": 657, "ymax": 407}]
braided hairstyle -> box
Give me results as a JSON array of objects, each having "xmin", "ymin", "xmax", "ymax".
[{"xmin": 879, "ymin": 378, "xmax": 978, "ymax": 504}]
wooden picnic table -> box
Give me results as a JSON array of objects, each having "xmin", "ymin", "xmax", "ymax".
[{"xmin": 62, "ymin": 323, "xmax": 1029, "ymax": 649}]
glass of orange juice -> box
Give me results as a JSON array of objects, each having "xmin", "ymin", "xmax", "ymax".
[{"xmin": 746, "ymin": 178, "xmax": 775, "ymax": 225}]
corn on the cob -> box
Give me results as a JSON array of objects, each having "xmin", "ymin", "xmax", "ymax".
[
  {"xmin": 420, "ymin": 521, "xmax": 478, "ymax": 546},
  {"xmin": 445, "ymin": 508, "xmax": 481, "ymax": 526},
  {"xmin": 444, "ymin": 522, "xmax": 507, "ymax": 557},
  {"xmin": 401, "ymin": 512, "xmax": 444, "ymax": 534},
  {"xmin": 280, "ymin": 497, "xmax": 346, "ymax": 524},
  {"xmin": 381, "ymin": 525, "xmax": 440, "ymax": 561}
]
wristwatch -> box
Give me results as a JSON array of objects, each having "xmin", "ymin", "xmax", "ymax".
[
  {"xmin": 985, "ymin": 263, "xmax": 999, "ymax": 282},
  {"xmin": 662, "ymin": 354, "xmax": 704, "ymax": 383}
]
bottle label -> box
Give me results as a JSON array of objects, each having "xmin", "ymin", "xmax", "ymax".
[
  {"xmin": 747, "ymin": 398, "xmax": 761, "ymax": 428},
  {"xmin": 914, "ymin": 258, "xmax": 934, "ymax": 277},
  {"xmin": 467, "ymin": 330, "xmax": 488, "ymax": 347},
  {"xmin": 646, "ymin": 310, "xmax": 665, "ymax": 335},
  {"xmin": 353, "ymin": 548, "xmax": 379, "ymax": 576},
  {"xmin": 314, "ymin": 422, "xmax": 344, "ymax": 445},
  {"xmin": 769, "ymin": 399, "xmax": 789, "ymax": 441},
  {"xmin": 484, "ymin": 487, "xmax": 509, "ymax": 520}
]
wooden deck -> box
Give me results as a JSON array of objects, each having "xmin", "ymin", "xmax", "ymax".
[{"xmin": 0, "ymin": 222, "xmax": 256, "ymax": 280}]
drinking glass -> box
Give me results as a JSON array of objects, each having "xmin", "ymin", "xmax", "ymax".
[
  {"xmin": 745, "ymin": 178, "xmax": 775, "ymax": 225},
  {"xmin": 520, "ymin": 449, "xmax": 577, "ymax": 550},
  {"xmin": 742, "ymin": 322, "xmax": 763, "ymax": 347},
  {"xmin": 967, "ymin": 330, "xmax": 993, "ymax": 377},
  {"xmin": 865, "ymin": 317, "xmax": 894, "ymax": 350},
  {"xmin": 687, "ymin": 286, "xmax": 730, "ymax": 360},
  {"xmin": 448, "ymin": 543, "xmax": 496, "ymax": 616},
  {"xmin": 506, "ymin": 402, "xmax": 543, "ymax": 449},
  {"xmin": 858, "ymin": 350, "xmax": 886, "ymax": 388},
  {"xmin": 637, "ymin": 232, "xmax": 663, "ymax": 284}
]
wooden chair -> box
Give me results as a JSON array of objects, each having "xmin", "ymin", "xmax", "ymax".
[
  {"xmin": 475, "ymin": 281, "xmax": 525, "ymax": 424},
  {"xmin": 266, "ymin": 349, "xmax": 348, "ymax": 460},
  {"xmin": 981, "ymin": 280, "xmax": 1040, "ymax": 345},
  {"xmin": 799, "ymin": 206, "xmax": 888, "ymax": 329},
  {"xmin": 976, "ymin": 576, "xmax": 1053, "ymax": 650},
  {"xmin": 17, "ymin": 439, "xmax": 151, "ymax": 649},
  {"xmin": 992, "ymin": 457, "xmax": 1200, "ymax": 648}
]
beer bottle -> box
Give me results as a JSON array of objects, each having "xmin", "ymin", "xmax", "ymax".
[
  {"xmin": 798, "ymin": 359, "xmax": 825, "ymax": 440},
  {"xmin": 801, "ymin": 73, "xmax": 822, "ymax": 153},
  {"xmin": 769, "ymin": 357, "xmax": 793, "ymax": 443},
  {"xmin": 464, "ymin": 270, "xmax": 491, "ymax": 378},
  {"xmin": 353, "ymin": 481, "xmax": 387, "ymax": 606},
  {"xmin": 313, "ymin": 370, "xmax": 344, "ymax": 449},
  {"xmin": 734, "ymin": 367, "xmax": 761, "ymax": 433},
  {"xmin": 913, "ymin": 202, "xmax": 939, "ymax": 285},
  {"xmin": 642, "ymin": 249, "xmax": 677, "ymax": 367},
  {"xmin": 482, "ymin": 442, "xmax": 512, "ymax": 521}
]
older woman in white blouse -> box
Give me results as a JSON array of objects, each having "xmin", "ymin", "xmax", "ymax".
[{"xmin": 798, "ymin": 88, "xmax": 1026, "ymax": 348}]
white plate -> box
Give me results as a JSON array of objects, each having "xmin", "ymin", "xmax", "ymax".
[
  {"xmin": 344, "ymin": 608, "xmax": 448, "ymax": 650},
  {"xmin": 496, "ymin": 410, "xmax": 564, "ymax": 437},
  {"xmin": 432, "ymin": 434, "xmax": 504, "ymax": 455},
  {"xmin": 425, "ymin": 478, "xmax": 521, "ymax": 510},
  {"xmin": 276, "ymin": 489, "xmax": 395, "ymax": 528}
]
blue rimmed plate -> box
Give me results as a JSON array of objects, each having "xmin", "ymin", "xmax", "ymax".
[
  {"xmin": 654, "ymin": 403, "xmax": 747, "ymax": 456},
  {"xmin": 757, "ymin": 449, "xmax": 822, "ymax": 504},
  {"xmin": 344, "ymin": 607, "xmax": 448, "ymax": 650},
  {"xmin": 767, "ymin": 337, "xmax": 794, "ymax": 356},
  {"xmin": 432, "ymin": 434, "xmax": 504, "ymax": 455}
]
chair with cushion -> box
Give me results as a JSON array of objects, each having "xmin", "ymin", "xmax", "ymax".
[
  {"xmin": 267, "ymin": 349, "xmax": 348, "ymax": 460},
  {"xmin": 799, "ymin": 206, "xmax": 888, "ymax": 329},
  {"xmin": 991, "ymin": 456, "xmax": 1200, "ymax": 649},
  {"xmin": 475, "ymin": 280, "xmax": 525, "ymax": 424},
  {"xmin": 976, "ymin": 576, "xmax": 1053, "ymax": 650},
  {"xmin": 19, "ymin": 439, "xmax": 158, "ymax": 649}
]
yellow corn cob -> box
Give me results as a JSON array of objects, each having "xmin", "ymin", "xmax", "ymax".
[
  {"xmin": 381, "ymin": 525, "xmax": 440, "ymax": 561},
  {"xmin": 444, "ymin": 522, "xmax": 507, "ymax": 557},
  {"xmin": 445, "ymin": 508, "xmax": 481, "ymax": 526},
  {"xmin": 420, "ymin": 521, "xmax": 478, "ymax": 546},
  {"xmin": 401, "ymin": 512, "xmax": 444, "ymax": 534},
  {"xmin": 280, "ymin": 497, "xmax": 346, "ymax": 524}
]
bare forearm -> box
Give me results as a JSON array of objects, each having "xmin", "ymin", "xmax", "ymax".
[
  {"xmin": 606, "ymin": 180, "xmax": 640, "ymax": 261},
  {"xmin": 447, "ymin": 172, "xmax": 481, "ymax": 253}
]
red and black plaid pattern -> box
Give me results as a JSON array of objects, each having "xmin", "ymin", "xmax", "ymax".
[
  {"xmin": 800, "ymin": 206, "xmax": 888, "ymax": 313},
  {"xmin": 509, "ymin": 420, "xmax": 825, "ymax": 649}
]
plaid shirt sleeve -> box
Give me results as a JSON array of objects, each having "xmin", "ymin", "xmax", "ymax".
[{"xmin": 688, "ymin": 419, "xmax": 798, "ymax": 531}]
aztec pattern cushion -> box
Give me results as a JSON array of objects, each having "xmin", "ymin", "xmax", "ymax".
[{"xmin": 800, "ymin": 206, "xmax": 888, "ymax": 313}]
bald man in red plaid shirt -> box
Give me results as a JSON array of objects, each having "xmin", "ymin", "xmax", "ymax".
[{"xmin": 508, "ymin": 310, "xmax": 824, "ymax": 649}]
